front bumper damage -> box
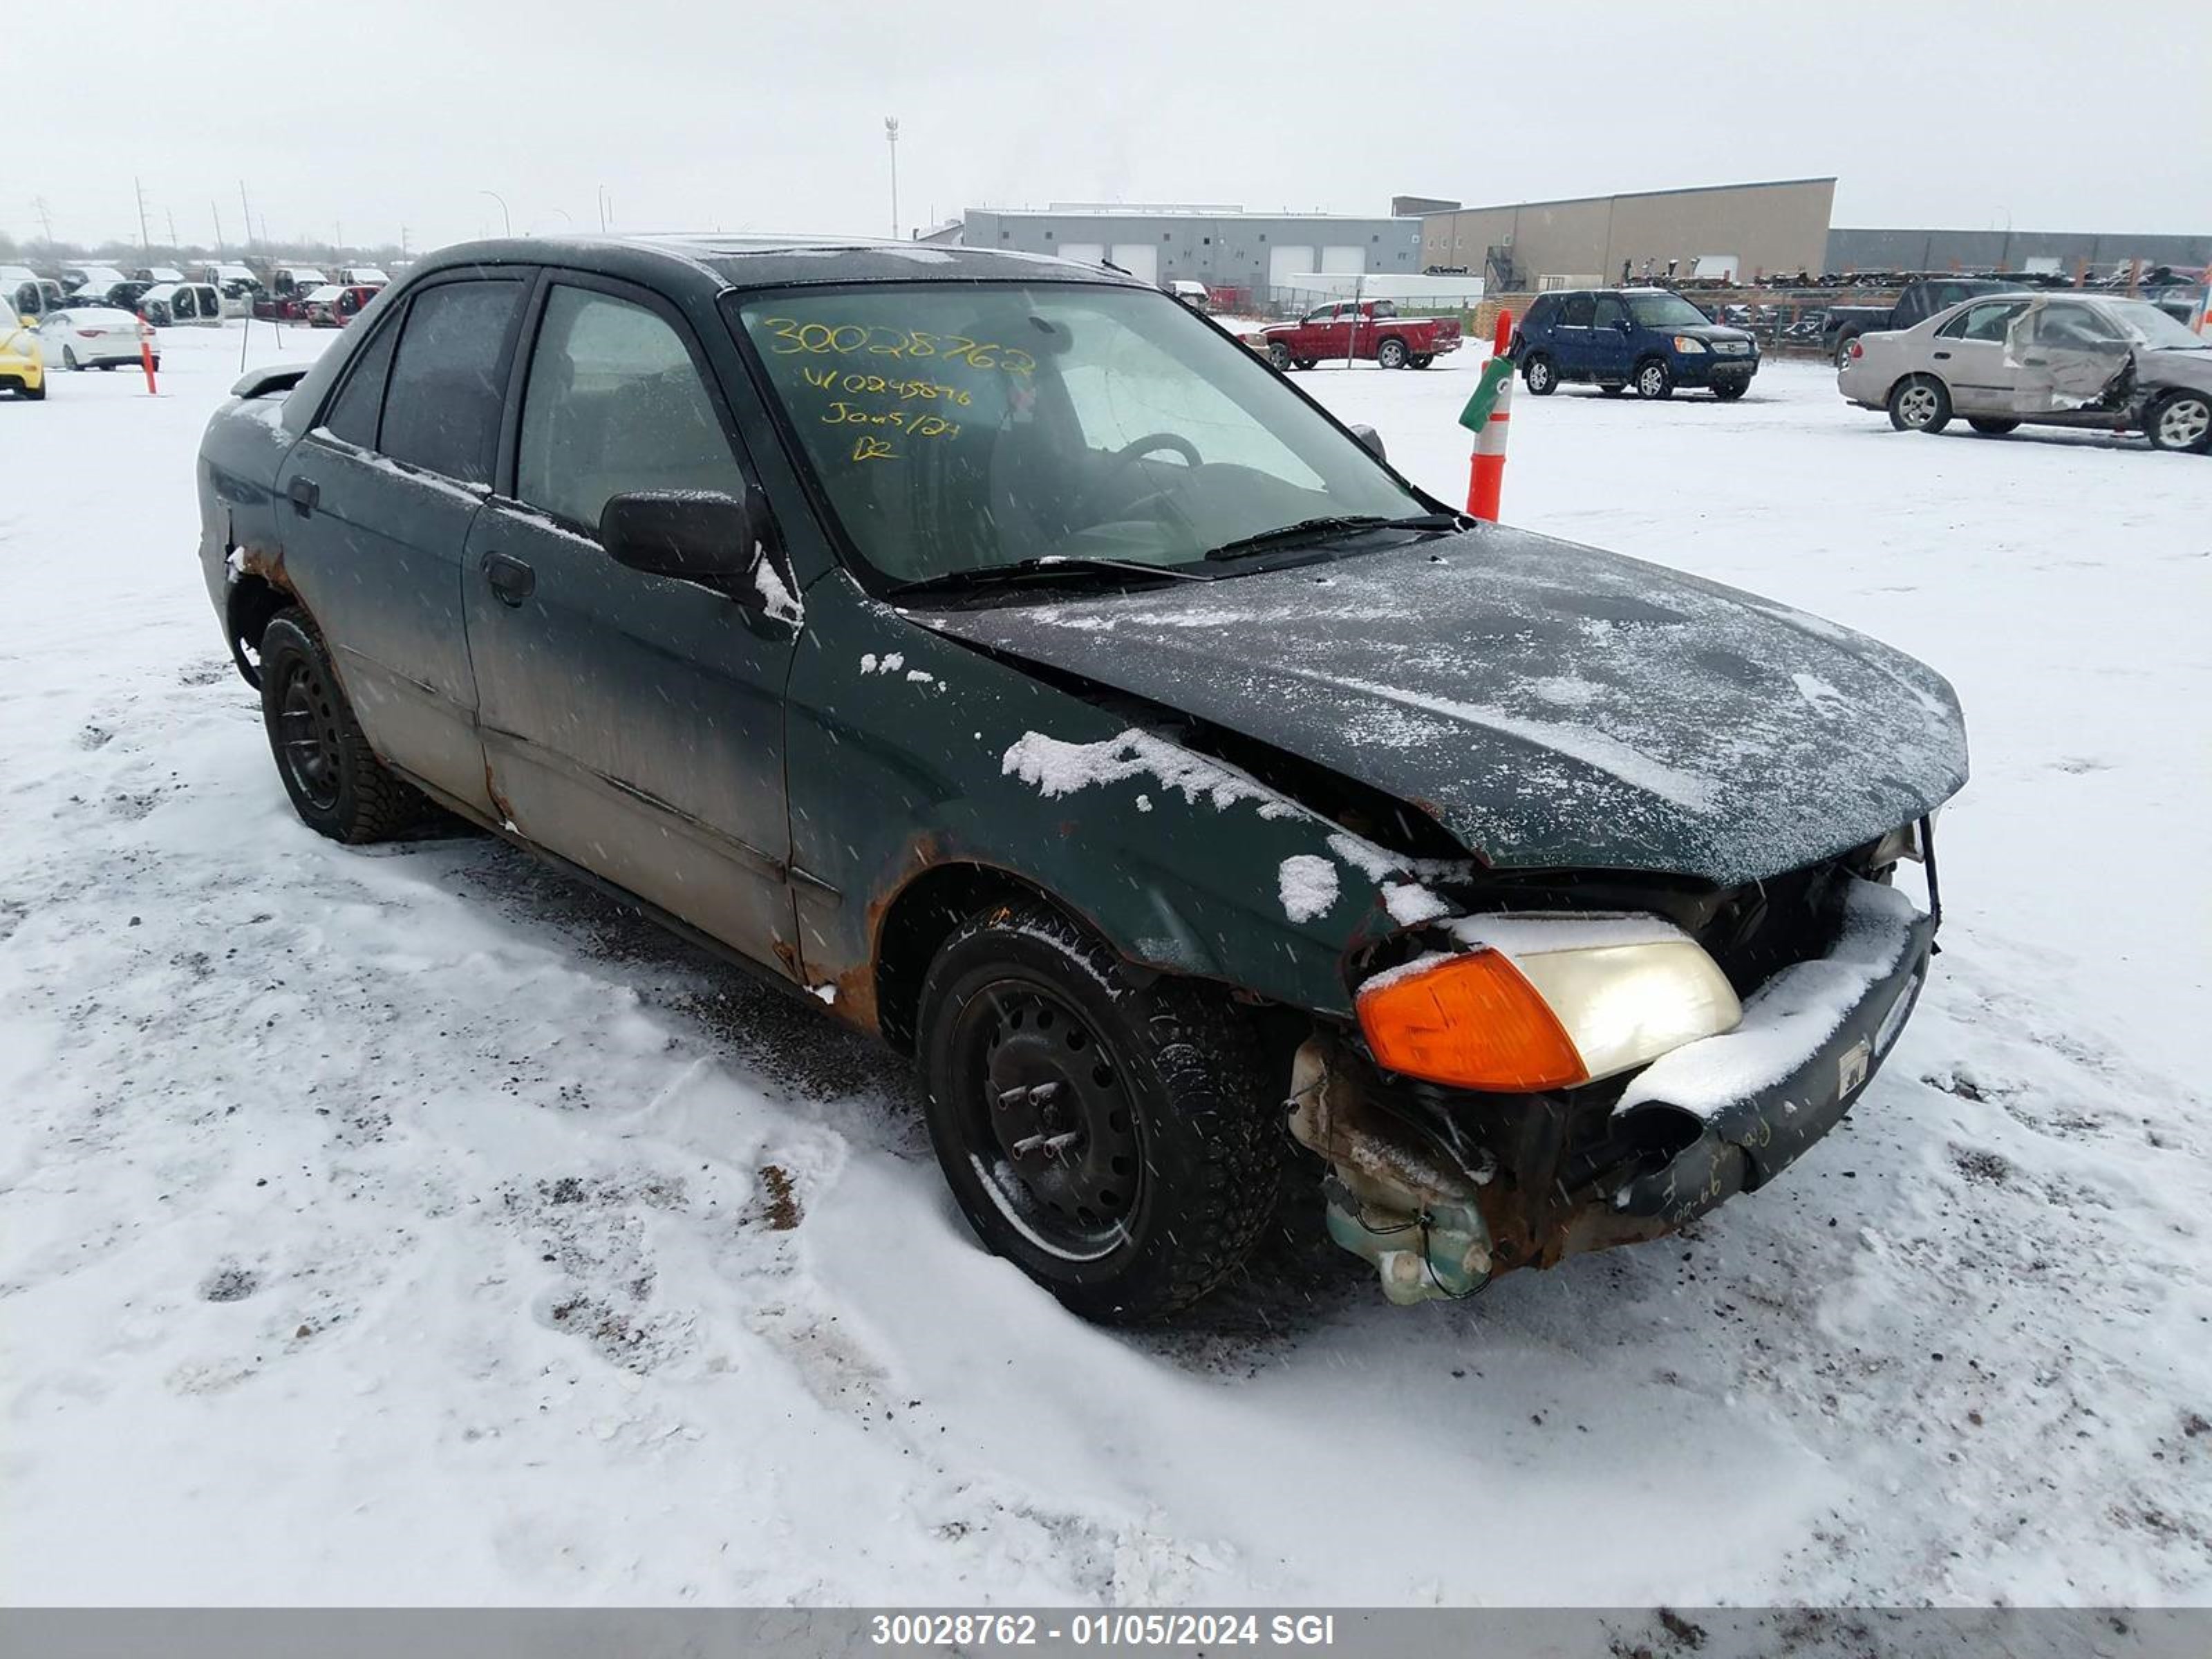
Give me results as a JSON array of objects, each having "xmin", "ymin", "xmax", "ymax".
[{"xmin": 1289, "ymin": 878, "xmax": 1936, "ymax": 1304}]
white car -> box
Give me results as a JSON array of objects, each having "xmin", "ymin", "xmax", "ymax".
[
  {"xmin": 1839, "ymin": 291, "xmax": 2212, "ymax": 453},
  {"xmin": 37, "ymin": 305, "xmax": 157, "ymax": 371},
  {"xmin": 138, "ymin": 281, "xmax": 224, "ymax": 327},
  {"xmin": 64, "ymin": 264, "xmax": 130, "ymax": 297}
]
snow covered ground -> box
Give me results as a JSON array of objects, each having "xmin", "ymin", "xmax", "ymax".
[{"xmin": 2, "ymin": 324, "xmax": 2207, "ymax": 1607}]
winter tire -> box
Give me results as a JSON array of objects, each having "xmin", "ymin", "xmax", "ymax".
[
  {"xmin": 1523, "ymin": 354, "xmax": 1557, "ymax": 395},
  {"xmin": 259, "ymin": 608, "xmax": 426, "ymax": 843},
  {"xmin": 1888, "ymin": 375, "xmax": 1951, "ymax": 433},
  {"xmin": 916, "ymin": 899, "xmax": 1282, "ymax": 1322},
  {"xmin": 1635, "ymin": 359, "xmax": 1673, "ymax": 400},
  {"xmin": 1967, "ymin": 418, "xmax": 2020, "ymax": 435},
  {"xmin": 2147, "ymin": 389, "xmax": 2212, "ymax": 453},
  {"xmin": 1376, "ymin": 338, "xmax": 1408, "ymax": 370}
]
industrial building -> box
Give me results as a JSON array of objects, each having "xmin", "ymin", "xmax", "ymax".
[
  {"xmin": 1417, "ymin": 179, "xmax": 1838, "ymax": 290},
  {"xmin": 949, "ymin": 206, "xmax": 1425, "ymax": 304},
  {"xmin": 1826, "ymin": 226, "xmax": 2210, "ymax": 276}
]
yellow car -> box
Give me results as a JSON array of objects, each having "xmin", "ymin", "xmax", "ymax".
[{"xmin": 1, "ymin": 304, "xmax": 45, "ymax": 400}]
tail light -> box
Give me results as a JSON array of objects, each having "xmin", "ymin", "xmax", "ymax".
[{"xmin": 1846, "ymin": 339, "xmax": 1864, "ymax": 359}]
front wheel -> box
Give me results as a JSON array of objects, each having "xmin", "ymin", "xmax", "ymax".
[
  {"xmin": 1376, "ymin": 338, "xmax": 1408, "ymax": 370},
  {"xmin": 916, "ymin": 901, "xmax": 1282, "ymax": 1322},
  {"xmin": 1267, "ymin": 342, "xmax": 1292, "ymax": 371},
  {"xmin": 258, "ymin": 608, "xmax": 427, "ymax": 843},
  {"xmin": 1967, "ymin": 417, "xmax": 2020, "ymax": 435},
  {"xmin": 1408, "ymin": 353, "xmax": 1434, "ymax": 369},
  {"xmin": 1711, "ymin": 378, "xmax": 1747, "ymax": 402},
  {"xmin": 1634, "ymin": 359, "xmax": 1673, "ymax": 400},
  {"xmin": 1888, "ymin": 375, "xmax": 1952, "ymax": 433},
  {"xmin": 1523, "ymin": 353, "xmax": 1557, "ymax": 395},
  {"xmin": 1292, "ymin": 356, "xmax": 1318, "ymax": 371},
  {"xmin": 2147, "ymin": 388, "xmax": 2212, "ymax": 453}
]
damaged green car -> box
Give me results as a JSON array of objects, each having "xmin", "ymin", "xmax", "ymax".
[{"xmin": 196, "ymin": 238, "xmax": 1967, "ymax": 1320}]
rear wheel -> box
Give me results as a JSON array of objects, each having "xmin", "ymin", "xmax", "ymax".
[
  {"xmin": 97, "ymin": 362, "xmax": 117, "ymax": 371},
  {"xmin": 1634, "ymin": 358, "xmax": 1673, "ymax": 400},
  {"xmin": 1523, "ymin": 353, "xmax": 1557, "ymax": 395},
  {"xmin": 2147, "ymin": 388, "xmax": 2212, "ymax": 453},
  {"xmin": 62, "ymin": 346, "xmax": 80, "ymax": 371},
  {"xmin": 1888, "ymin": 375, "xmax": 1951, "ymax": 433},
  {"xmin": 1376, "ymin": 337, "xmax": 1408, "ymax": 370},
  {"xmin": 1967, "ymin": 417, "xmax": 2020, "ymax": 435},
  {"xmin": 916, "ymin": 901, "xmax": 1281, "ymax": 1322},
  {"xmin": 258, "ymin": 608, "xmax": 427, "ymax": 843}
]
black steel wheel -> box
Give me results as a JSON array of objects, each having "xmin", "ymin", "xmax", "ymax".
[
  {"xmin": 258, "ymin": 608, "xmax": 425, "ymax": 842},
  {"xmin": 917, "ymin": 900, "xmax": 1281, "ymax": 1322},
  {"xmin": 1711, "ymin": 378, "xmax": 1748, "ymax": 402}
]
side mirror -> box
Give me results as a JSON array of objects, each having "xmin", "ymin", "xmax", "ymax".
[
  {"xmin": 601, "ymin": 487, "xmax": 771, "ymax": 592},
  {"xmin": 1350, "ymin": 424, "xmax": 1387, "ymax": 462},
  {"xmin": 1615, "ymin": 317, "xmax": 1634, "ymax": 334}
]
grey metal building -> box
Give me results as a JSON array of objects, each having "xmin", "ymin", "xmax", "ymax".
[
  {"xmin": 1826, "ymin": 226, "xmax": 2210, "ymax": 275},
  {"xmin": 953, "ymin": 205, "xmax": 1425, "ymax": 302}
]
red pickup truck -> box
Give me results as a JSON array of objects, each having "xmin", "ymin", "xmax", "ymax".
[{"xmin": 1258, "ymin": 300, "xmax": 1463, "ymax": 371}]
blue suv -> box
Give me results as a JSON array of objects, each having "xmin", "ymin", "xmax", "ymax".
[{"xmin": 1515, "ymin": 288, "xmax": 1759, "ymax": 401}]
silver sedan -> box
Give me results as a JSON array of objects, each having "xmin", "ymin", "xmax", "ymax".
[{"xmin": 1838, "ymin": 291, "xmax": 2212, "ymax": 453}]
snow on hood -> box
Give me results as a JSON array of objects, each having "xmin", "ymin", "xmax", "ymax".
[{"xmin": 926, "ymin": 529, "xmax": 1968, "ymax": 885}]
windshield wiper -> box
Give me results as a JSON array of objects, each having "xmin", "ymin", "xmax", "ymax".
[
  {"xmin": 1202, "ymin": 512, "xmax": 1465, "ymax": 563},
  {"xmin": 886, "ymin": 554, "xmax": 1212, "ymax": 600}
]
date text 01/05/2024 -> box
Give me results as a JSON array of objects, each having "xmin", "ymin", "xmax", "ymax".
[{"xmin": 870, "ymin": 1613, "xmax": 1338, "ymax": 1648}]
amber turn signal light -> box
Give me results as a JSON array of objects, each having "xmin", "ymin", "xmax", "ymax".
[{"xmin": 1356, "ymin": 949, "xmax": 1589, "ymax": 1091}]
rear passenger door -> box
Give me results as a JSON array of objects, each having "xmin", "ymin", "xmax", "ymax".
[
  {"xmin": 274, "ymin": 273, "xmax": 529, "ymax": 815},
  {"xmin": 1929, "ymin": 298, "xmax": 2031, "ymax": 412},
  {"xmin": 1553, "ymin": 290, "xmax": 1596, "ymax": 377},
  {"xmin": 462, "ymin": 274, "xmax": 803, "ymax": 975}
]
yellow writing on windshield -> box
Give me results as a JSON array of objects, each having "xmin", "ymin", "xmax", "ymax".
[{"xmin": 760, "ymin": 317, "xmax": 1035, "ymax": 375}]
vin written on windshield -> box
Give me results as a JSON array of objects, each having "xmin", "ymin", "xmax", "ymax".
[{"xmin": 733, "ymin": 281, "xmax": 1427, "ymax": 593}]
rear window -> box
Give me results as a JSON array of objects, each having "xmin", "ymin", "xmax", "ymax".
[{"xmin": 376, "ymin": 280, "xmax": 523, "ymax": 485}]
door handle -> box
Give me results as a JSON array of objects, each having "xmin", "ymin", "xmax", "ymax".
[
  {"xmin": 288, "ymin": 475, "xmax": 319, "ymax": 516},
  {"xmin": 1931, "ymin": 350, "xmax": 1951, "ymax": 360},
  {"xmin": 482, "ymin": 550, "xmax": 536, "ymax": 606}
]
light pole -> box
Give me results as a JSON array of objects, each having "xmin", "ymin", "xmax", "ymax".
[
  {"xmin": 480, "ymin": 189, "xmax": 512, "ymax": 237},
  {"xmin": 884, "ymin": 116, "xmax": 899, "ymax": 241}
]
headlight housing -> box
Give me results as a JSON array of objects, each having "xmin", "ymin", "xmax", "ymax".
[
  {"xmin": 1672, "ymin": 335, "xmax": 1709, "ymax": 353},
  {"xmin": 1356, "ymin": 915, "xmax": 1743, "ymax": 1092}
]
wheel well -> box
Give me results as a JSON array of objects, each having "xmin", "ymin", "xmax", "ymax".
[
  {"xmin": 872, "ymin": 863, "xmax": 1089, "ymax": 1055},
  {"xmin": 224, "ymin": 573, "xmax": 292, "ymax": 688}
]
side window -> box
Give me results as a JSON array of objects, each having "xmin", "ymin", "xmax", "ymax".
[
  {"xmin": 321, "ymin": 312, "xmax": 402, "ymax": 449},
  {"xmin": 378, "ymin": 279, "xmax": 523, "ymax": 485},
  {"xmin": 2029, "ymin": 302, "xmax": 2125, "ymax": 348},
  {"xmin": 1938, "ymin": 301, "xmax": 2025, "ymax": 342},
  {"xmin": 1561, "ymin": 292, "xmax": 1595, "ymax": 328},
  {"xmin": 516, "ymin": 285, "xmax": 742, "ymax": 536},
  {"xmin": 1591, "ymin": 295, "xmax": 1627, "ymax": 330}
]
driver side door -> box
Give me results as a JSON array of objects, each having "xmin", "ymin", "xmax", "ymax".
[{"xmin": 463, "ymin": 274, "xmax": 806, "ymax": 974}]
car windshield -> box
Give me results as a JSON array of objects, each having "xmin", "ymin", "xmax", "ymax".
[
  {"xmin": 735, "ymin": 282, "xmax": 1429, "ymax": 590},
  {"xmin": 1624, "ymin": 292, "xmax": 1713, "ymax": 328},
  {"xmin": 2104, "ymin": 299, "xmax": 2207, "ymax": 349}
]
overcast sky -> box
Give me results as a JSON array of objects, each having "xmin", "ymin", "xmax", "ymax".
[{"xmin": 17, "ymin": 1, "xmax": 2206, "ymax": 254}]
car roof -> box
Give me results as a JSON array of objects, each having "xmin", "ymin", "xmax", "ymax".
[{"xmin": 408, "ymin": 234, "xmax": 1146, "ymax": 295}]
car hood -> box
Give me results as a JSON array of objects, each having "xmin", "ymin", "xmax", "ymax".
[
  {"xmin": 1682, "ymin": 325, "xmax": 1756, "ymax": 348},
  {"xmin": 921, "ymin": 529, "xmax": 1968, "ymax": 885}
]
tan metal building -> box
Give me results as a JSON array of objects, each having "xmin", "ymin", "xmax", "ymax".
[{"xmin": 1421, "ymin": 178, "xmax": 1837, "ymax": 290}]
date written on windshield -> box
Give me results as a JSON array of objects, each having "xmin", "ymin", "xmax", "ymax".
[
  {"xmin": 759, "ymin": 317, "xmax": 1036, "ymax": 373},
  {"xmin": 823, "ymin": 402, "xmax": 962, "ymax": 443}
]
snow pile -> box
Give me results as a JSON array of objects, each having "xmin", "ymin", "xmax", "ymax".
[
  {"xmin": 1275, "ymin": 855, "xmax": 1339, "ymax": 924},
  {"xmin": 1002, "ymin": 727, "xmax": 1281, "ymax": 815},
  {"xmin": 1618, "ymin": 881, "xmax": 1922, "ymax": 1119}
]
